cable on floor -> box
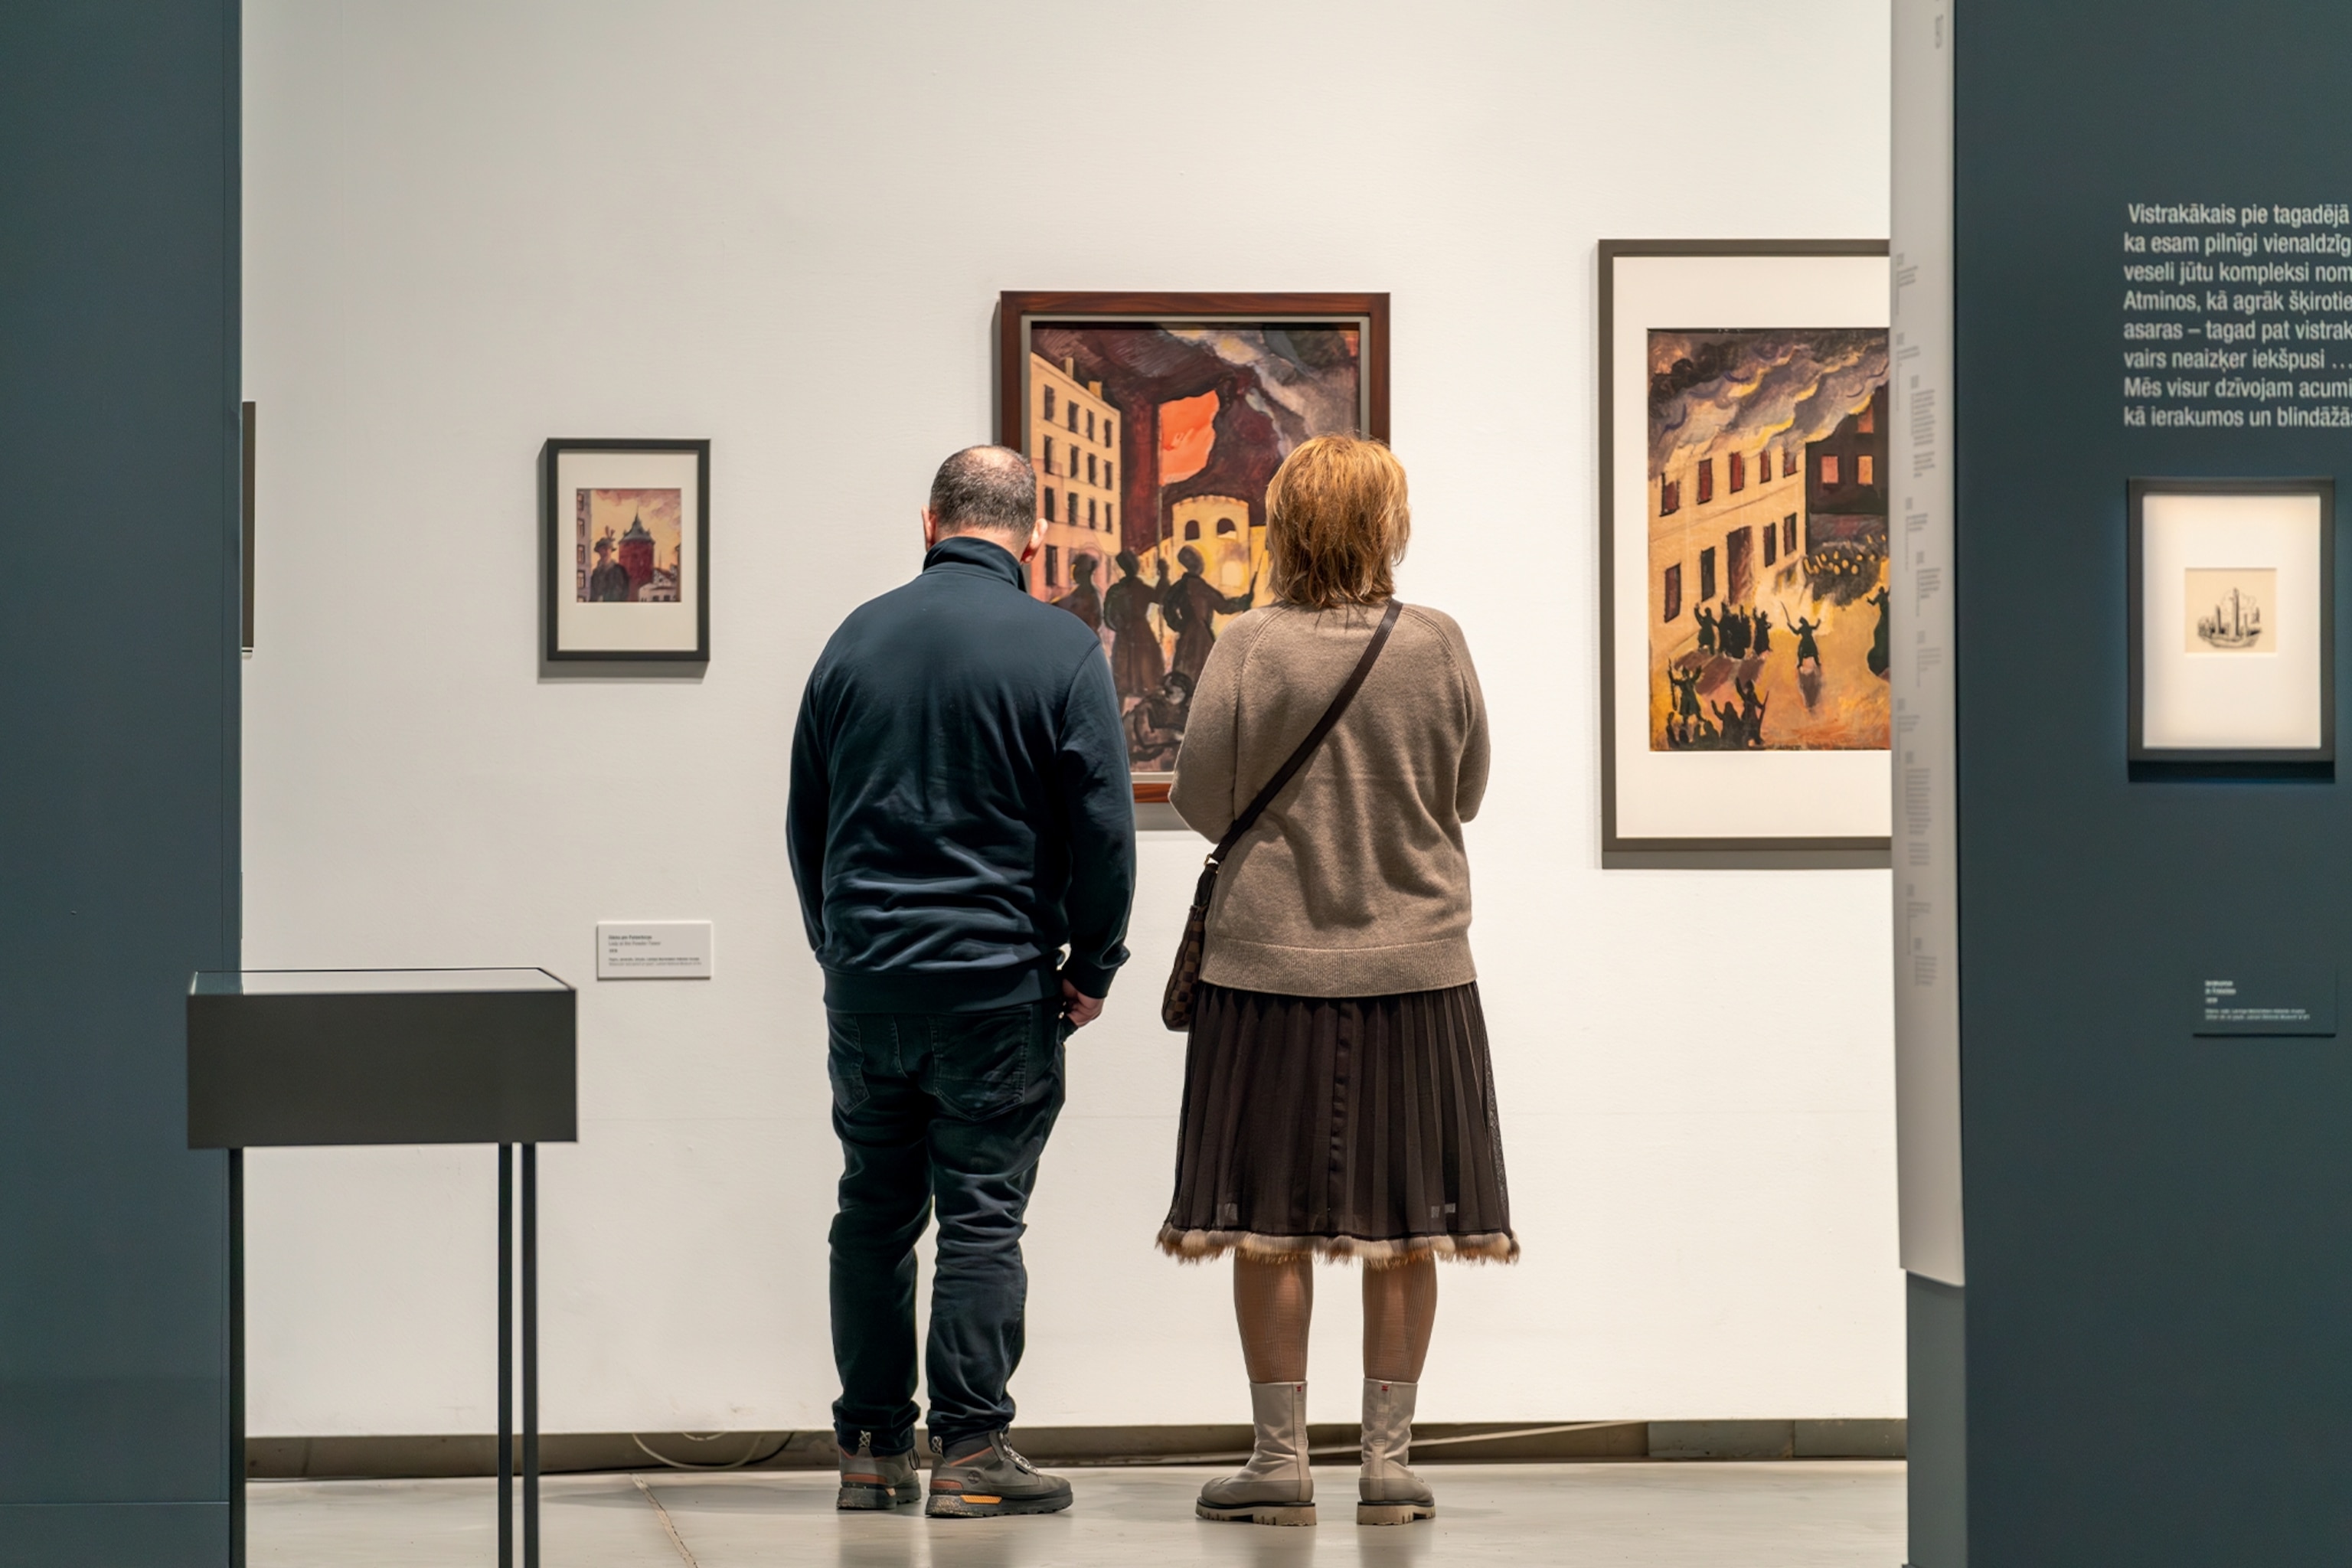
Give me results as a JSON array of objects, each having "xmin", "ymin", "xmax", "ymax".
[{"xmin": 629, "ymin": 1431, "xmax": 792, "ymax": 1472}]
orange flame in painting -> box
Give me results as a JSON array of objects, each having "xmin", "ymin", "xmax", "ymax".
[{"xmin": 1157, "ymin": 390, "xmax": 1219, "ymax": 485}]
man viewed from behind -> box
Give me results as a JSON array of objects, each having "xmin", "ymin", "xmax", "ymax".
[{"xmin": 788, "ymin": 446, "xmax": 1135, "ymax": 1519}]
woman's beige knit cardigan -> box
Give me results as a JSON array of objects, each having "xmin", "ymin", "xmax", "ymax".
[{"xmin": 1169, "ymin": 600, "xmax": 1488, "ymax": 998}]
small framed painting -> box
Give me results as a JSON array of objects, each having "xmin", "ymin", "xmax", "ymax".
[
  {"xmin": 542, "ymin": 439, "xmax": 710, "ymax": 662},
  {"xmin": 1599, "ymin": 240, "xmax": 1892, "ymax": 858},
  {"xmin": 2128, "ymin": 477, "xmax": 2333, "ymax": 763},
  {"xmin": 997, "ymin": 291, "xmax": 1389, "ymax": 801}
]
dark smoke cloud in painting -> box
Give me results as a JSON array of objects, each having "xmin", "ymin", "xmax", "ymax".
[{"xmin": 1648, "ymin": 328, "xmax": 1889, "ymax": 476}]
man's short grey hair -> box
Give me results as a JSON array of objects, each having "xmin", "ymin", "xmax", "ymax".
[{"xmin": 929, "ymin": 446, "xmax": 1037, "ymax": 538}]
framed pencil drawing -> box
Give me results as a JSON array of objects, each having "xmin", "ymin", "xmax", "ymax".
[
  {"xmin": 2127, "ymin": 477, "xmax": 2332, "ymax": 764},
  {"xmin": 997, "ymin": 291, "xmax": 1389, "ymax": 802},
  {"xmin": 542, "ymin": 438, "xmax": 710, "ymax": 662},
  {"xmin": 1599, "ymin": 241, "xmax": 1892, "ymax": 859}
]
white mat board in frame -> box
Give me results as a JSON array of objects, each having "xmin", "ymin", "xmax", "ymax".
[
  {"xmin": 1599, "ymin": 240, "xmax": 1893, "ymax": 857},
  {"xmin": 2128, "ymin": 478, "xmax": 2333, "ymax": 763}
]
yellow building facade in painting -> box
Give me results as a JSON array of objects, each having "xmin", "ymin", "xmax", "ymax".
[
  {"xmin": 1647, "ymin": 439, "xmax": 1806, "ymax": 678},
  {"xmin": 1026, "ymin": 353, "xmax": 1121, "ymax": 604},
  {"xmin": 1152, "ymin": 494, "xmax": 1263, "ymax": 604}
]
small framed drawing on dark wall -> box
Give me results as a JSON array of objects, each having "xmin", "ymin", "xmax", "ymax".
[
  {"xmin": 997, "ymin": 290, "xmax": 1390, "ymax": 802},
  {"xmin": 2128, "ymin": 477, "xmax": 2333, "ymax": 765},
  {"xmin": 542, "ymin": 438, "xmax": 710, "ymax": 662}
]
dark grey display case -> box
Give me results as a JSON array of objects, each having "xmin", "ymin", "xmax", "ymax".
[{"xmin": 188, "ymin": 969, "xmax": 577, "ymax": 1567}]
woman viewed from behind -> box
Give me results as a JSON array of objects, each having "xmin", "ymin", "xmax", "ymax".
[{"xmin": 1161, "ymin": 436, "xmax": 1515, "ymax": 1529}]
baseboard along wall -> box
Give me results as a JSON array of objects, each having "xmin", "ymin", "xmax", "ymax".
[{"xmin": 246, "ymin": 1419, "xmax": 1905, "ymax": 1479}]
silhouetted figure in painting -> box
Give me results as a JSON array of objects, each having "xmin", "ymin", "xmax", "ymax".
[
  {"xmin": 1751, "ymin": 609, "xmax": 1773, "ymax": 657},
  {"xmin": 588, "ymin": 534, "xmax": 631, "ymax": 603},
  {"xmin": 1789, "ymin": 614, "xmax": 1823, "ymax": 669},
  {"xmin": 1102, "ymin": 550, "xmax": 1166, "ymax": 702},
  {"xmin": 1667, "ymin": 664, "xmax": 1703, "ymax": 722},
  {"xmin": 1124, "ymin": 669, "xmax": 1194, "ymax": 772},
  {"xmin": 1694, "ymin": 605, "xmax": 1718, "ymax": 655},
  {"xmin": 1867, "ymin": 586, "xmax": 1891, "ymax": 678},
  {"xmin": 1161, "ymin": 544, "xmax": 1256, "ymax": 688},
  {"xmin": 1712, "ymin": 699, "xmax": 1743, "ymax": 746},
  {"xmin": 1735, "ymin": 676, "xmax": 1768, "ymax": 749},
  {"xmin": 1055, "ymin": 554, "xmax": 1102, "ymax": 631}
]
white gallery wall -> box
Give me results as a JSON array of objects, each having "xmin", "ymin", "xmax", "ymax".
[{"xmin": 240, "ymin": 0, "xmax": 1899, "ymax": 1436}]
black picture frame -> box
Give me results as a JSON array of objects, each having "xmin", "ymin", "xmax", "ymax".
[
  {"xmin": 541, "ymin": 437, "xmax": 710, "ymax": 663},
  {"xmin": 2126, "ymin": 475, "xmax": 2334, "ymax": 766},
  {"xmin": 1597, "ymin": 239, "xmax": 1892, "ymax": 864}
]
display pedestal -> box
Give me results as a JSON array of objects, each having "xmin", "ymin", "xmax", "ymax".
[{"xmin": 188, "ymin": 969, "xmax": 577, "ymax": 1568}]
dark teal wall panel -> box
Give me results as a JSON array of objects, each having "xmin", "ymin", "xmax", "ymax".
[
  {"xmin": 0, "ymin": 0, "xmax": 240, "ymax": 1560},
  {"xmin": 1956, "ymin": 2, "xmax": 2352, "ymax": 1560},
  {"xmin": 1905, "ymin": 1275, "xmax": 1966, "ymax": 1568},
  {"xmin": 0, "ymin": 1504, "xmax": 229, "ymax": 1568}
]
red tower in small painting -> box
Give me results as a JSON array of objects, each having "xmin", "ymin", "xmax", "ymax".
[{"xmin": 619, "ymin": 514, "xmax": 655, "ymax": 600}]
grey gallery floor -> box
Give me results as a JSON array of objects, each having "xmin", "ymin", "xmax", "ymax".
[{"xmin": 249, "ymin": 1461, "xmax": 1904, "ymax": 1566}]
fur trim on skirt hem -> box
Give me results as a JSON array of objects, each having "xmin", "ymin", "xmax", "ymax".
[{"xmin": 1156, "ymin": 1223, "xmax": 1521, "ymax": 1268}]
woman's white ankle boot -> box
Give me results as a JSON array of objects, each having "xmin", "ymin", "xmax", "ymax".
[
  {"xmin": 1357, "ymin": 1377, "xmax": 1436, "ymax": 1524},
  {"xmin": 1196, "ymin": 1380, "xmax": 1316, "ymax": 1526}
]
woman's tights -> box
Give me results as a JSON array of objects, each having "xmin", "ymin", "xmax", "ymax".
[{"xmin": 1232, "ymin": 1253, "xmax": 1436, "ymax": 1383}]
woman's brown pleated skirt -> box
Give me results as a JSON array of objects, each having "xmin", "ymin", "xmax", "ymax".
[{"xmin": 1158, "ymin": 981, "xmax": 1518, "ymax": 1267}]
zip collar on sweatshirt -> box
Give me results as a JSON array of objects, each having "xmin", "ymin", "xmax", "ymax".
[{"xmin": 923, "ymin": 534, "xmax": 1030, "ymax": 593}]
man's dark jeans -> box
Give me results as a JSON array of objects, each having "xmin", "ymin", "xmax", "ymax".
[{"xmin": 827, "ymin": 999, "xmax": 1069, "ymax": 1456}]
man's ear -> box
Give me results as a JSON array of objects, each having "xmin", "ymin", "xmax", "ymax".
[
  {"xmin": 921, "ymin": 508, "xmax": 940, "ymax": 548},
  {"xmin": 1018, "ymin": 515, "xmax": 1047, "ymax": 562}
]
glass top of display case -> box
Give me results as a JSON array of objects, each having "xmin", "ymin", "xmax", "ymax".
[{"xmin": 191, "ymin": 968, "xmax": 571, "ymax": 996}]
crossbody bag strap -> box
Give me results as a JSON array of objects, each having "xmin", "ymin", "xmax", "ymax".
[{"xmin": 1208, "ymin": 597, "xmax": 1403, "ymax": 867}]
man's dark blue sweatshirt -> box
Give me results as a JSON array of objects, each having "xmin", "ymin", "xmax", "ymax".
[{"xmin": 788, "ymin": 535, "xmax": 1135, "ymax": 1014}]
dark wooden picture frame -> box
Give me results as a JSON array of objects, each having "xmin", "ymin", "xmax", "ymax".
[
  {"xmin": 541, "ymin": 438, "xmax": 710, "ymax": 663},
  {"xmin": 2126, "ymin": 475, "xmax": 2334, "ymax": 766},
  {"xmin": 1598, "ymin": 239, "xmax": 1893, "ymax": 863},
  {"xmin": 996, "ymin": 292, "xmax": 1389, "ymax": 802}
]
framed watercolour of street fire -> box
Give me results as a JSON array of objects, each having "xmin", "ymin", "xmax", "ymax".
[
  {"xmin": 542, "ymin": 439, "xmax": 710, "ymax": 662},
  {"xmin": 998, "ymin": 291, "xmax": 1389, "ymax": 802},
  {"xmin": 2127, "ymin": 478, "xmax": 2332, "ymax": 765},
  {"xmin": 1599, "ymin": 241, "xmax": 1892, "ymax": 859}
]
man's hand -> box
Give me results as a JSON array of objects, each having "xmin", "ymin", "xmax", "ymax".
[{"xmin": 1060, "ymin": 979, "xmax": 1105, "ymax": 1031}]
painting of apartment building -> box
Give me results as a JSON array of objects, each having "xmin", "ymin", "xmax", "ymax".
[
  {"xmin": 1011, "ymin": 318, "xmax": 1364, "ymax": 775},
  {"xmin": 1646, "ymin": 328, "xmax": 1891, "ymax": 753}
]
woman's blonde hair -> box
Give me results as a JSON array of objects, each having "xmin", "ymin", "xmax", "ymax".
[{"xmin": 1262, "ymin": 435, "xmax": 1411, "ymax": 610}]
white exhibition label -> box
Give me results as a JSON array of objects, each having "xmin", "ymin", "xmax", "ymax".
[{"xmin": 596, "ymin": 921, "xmax": 714, "ymax": 980}]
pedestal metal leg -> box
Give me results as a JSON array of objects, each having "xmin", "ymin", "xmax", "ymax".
[
  {"xmin": 499, "ymin": 1145, "xmax": 513, "ymax": 1568},
  {"xmin": 522, "ymin": 1144, "xmax": 539, "ymax": 1568},
  {"xmin": 230, "ymin": 1148, "xmax": 245, "ymax": 1568}
]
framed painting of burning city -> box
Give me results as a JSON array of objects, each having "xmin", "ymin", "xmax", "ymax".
[
  {"xmin": 542, "ymin": 438, "xmax": 710, "ymax": 662},
  {"xmin": 1599, "ymin": 241, "xmax": 1893, "ymax": 860},
  {"xmin": 998, "ymin": 291, "xmax": 1389, "ymax": 802},
  {"xmin": 2127, "ymin": 477, "xmax": 2332, "ymax": 766}
]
